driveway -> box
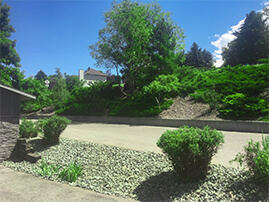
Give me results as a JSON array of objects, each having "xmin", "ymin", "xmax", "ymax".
[{"xmin": 61, "ymin": 123, "xmax": 264, "ymax": 168}]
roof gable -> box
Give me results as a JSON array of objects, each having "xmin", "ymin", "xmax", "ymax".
[
  {"xmin": 0, "ymin": 83, "xmax": 36, "ymax": 101},
  {"xmin": 84, "ymin": 69, "xmax": 107, "ymax": 77}
]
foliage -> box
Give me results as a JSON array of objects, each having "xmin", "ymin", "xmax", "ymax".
[
  {"xmin": 43, "ymin": 115, "xmax": 71, "ymax": 145},
  {"xmin": 89, "ymin": 0, "xmax": 185, "ymax": 92},
  {"xmin": 19, "ymin": 118, "xmax": 38, "ymax": 138},
  {"xmin": 184, "ymin": 42, "xmax": 214, "ymax": 68},
  {"xmin": 64, "ymin": 74, "xmax": 83, "ymax": 92},
  {"xmin": 0, "ymin": 65, "xmax": 24, "ymax": 89},
  {"xmin": 219, "ymin": 93, "xmax": 268, "ymax": 119},
  {"xmin": 156, "ymin": 125, "xmax": 224, "ymax": 182},
  {"xmin": 51, "ymin": 76, "xmax": 70, "ymax": 110},
  {"xmin": 35, "ymin": 118, "xmax": 48, "ymax": 134},
  {"xmin": 20, "ymin": 77, "xmax": 53, "ymax": 112},
  {"xmin": 222, "ymin": 11, "xmax": 269, "ymax": 66},
  {"xmin": 230, "ymin": 136, "xmax": 269, "ymax": 186},
  {"xmin": 190, "ymin": 63, "xmax": 269, "ymax": 117},
  {"xmin": 143, "ymin": 74, "xmax": 180, "ymax": 108},
  {"xmin": 0, "ymin": 0, "xmax": 20, "ymax": 67},
  {"xmin": 35, "ymin": 159, "xmax": 61, "ymax": 177},
  {"xmin": 35, "ymin": 159, "xmax": 82, "ymax": 182},
  {"xmin": 35, "ymin": 70, "xmax": 47, "ymax": 81},
  {"xmin": 57, "ymin": 81, "xmax": 173, "ymax": 117},
  {"xmin": 58, "ymin": 162, "xmax": 83, "ymax": 182}
]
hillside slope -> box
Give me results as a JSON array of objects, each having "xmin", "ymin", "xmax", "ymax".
[{"xmin": 158, "ymin": 96, "xmax": 221, "ymax": 120}]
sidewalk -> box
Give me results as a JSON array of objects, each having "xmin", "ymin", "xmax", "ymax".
[{"xmin": 0, "ymin": 165, "xmax": 136, "ymax": 202}]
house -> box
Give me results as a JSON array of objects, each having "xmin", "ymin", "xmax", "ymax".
[
  {"xmin": 79, "ymin": 68, "xmax": 107, "ymax": 86},
  {"xmin": 0, "ymin": 83, "xmax": 36, "ymax": 162}
]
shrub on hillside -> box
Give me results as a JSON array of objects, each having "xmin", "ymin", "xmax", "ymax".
[
  {"xmin": 219, "ymin": 93, "xmax": 268, "ymax": 119},
  {"xmin": 19, "ymin": 118, "xmax": 38, "ymax": 138},
  {"xmin": 157, "ymin": 125, "xmax": 224, "ymax": 182},
  {"xmin": 230, "ymin": 135, "xmax": 269, "ymax": 186},
  {"xmin": 43, "ymin": 115, "xmax": 71, "ymax": 144}
]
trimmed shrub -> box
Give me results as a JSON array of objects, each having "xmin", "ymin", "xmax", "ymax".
[
  {"xmin": 19, "ymin": 118, "xmax": 38, "ymax": 138},
  {"xmin": 35, "ymin": 118, "xmax": 48, "ymax": 134},
  {"xmin": 230, "ymin": 135, "xmax": 269, "ymax": 186},
  {"xmin": 157, "ymin": 125, "xmax": 224, "ymax": 182},
  {"xmin": 43, "ymin": 115, "xmax": 71, "ymax": 144}
]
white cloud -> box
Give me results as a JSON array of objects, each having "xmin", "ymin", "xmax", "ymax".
[{"xmin": 211, "ymin": 19, "xmax": 244, "ymax": 67}]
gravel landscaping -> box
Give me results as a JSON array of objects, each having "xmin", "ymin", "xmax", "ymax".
[{"xmin": 2, "ymin": 137, "xmax": 268, "ymax": 201}]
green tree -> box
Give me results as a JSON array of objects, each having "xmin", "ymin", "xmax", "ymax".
[
  {"xmin": 0, "ymin": 0, "xmax": 20, "ymax": 67},
  {"xmin": 185, "ymin": 42, "xmax": 213, "ymax": 68},
  {"xmin": 222, "ymin": 11, "xmax": 269, "ymax": 66},
  {"xmin": 51, "ymin": 68, "xmax": 70, "ymax": 109},
  {"xmin": 64, "ymin": 74, "xmax": 83, "ymax": 92},
  {"xmin": 89, "ymin": 0, "xmax": 185, "ymax": 93},
  {"xmin": 0, "ymin": 65, "xmax": 24, "ymax": 89},
  {"xmin": 35, "ymin": 70, "xmax": 48, "ymax": 81},
  {"xmin": 20, "ymin": 77, "xmax": 53, "ymax": 112}
]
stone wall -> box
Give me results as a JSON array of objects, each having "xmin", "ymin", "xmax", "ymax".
[{"xmin": 0, "ymin": 121, "xmax": 19, "ymax": 162}]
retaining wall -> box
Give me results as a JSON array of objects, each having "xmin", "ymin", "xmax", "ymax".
[
  {"xmin": 0, "ymin": 121, "xmax": 19, "ymax": 162},
  {"xmin": 64, "ymin": 116, "xmax": 268, "ymax": 133}
]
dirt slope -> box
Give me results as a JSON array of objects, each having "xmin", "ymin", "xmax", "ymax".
[{"xmin": 158, "ymin": 96, "xmax": 221, "ymax": 120}]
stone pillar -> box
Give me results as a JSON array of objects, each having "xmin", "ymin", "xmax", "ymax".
[{"xmin": 0, "ymin": 121, "xmax": 19, "ymax": 162}]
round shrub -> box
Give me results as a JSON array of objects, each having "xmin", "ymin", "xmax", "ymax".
[
  {"xmin": 19, "ymin": 118, "xmax": 38, "ymax": 138},
  {"xmin": 157, "ymin": 125, "xmax": 224, "ymax": 182},
  {"xmin": 43, "ymin": 115, "xmax": 71, "ymax": 144}
]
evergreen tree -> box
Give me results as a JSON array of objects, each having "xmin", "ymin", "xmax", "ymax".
[
  {"xmin": 185, "ymin": 42, "xmax": 213, "ymax": 68},
  {"xmin": 0, "ymin": 0, "xmax": 20, "ymax": 67},
  {"xmin": 35, "ymin": 70, "xmax": 48, "ymax": 80},
  {"xmin": 222, "ymin": 11, "xmax": 269, "ymax": 66}
]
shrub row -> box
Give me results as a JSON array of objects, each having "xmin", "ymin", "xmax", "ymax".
[{"xmin": 19, "ymin": 115, "xmax": 71, "ymax": 144}]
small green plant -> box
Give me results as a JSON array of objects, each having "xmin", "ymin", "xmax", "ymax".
[
  {"xmin": 35, "ymin": 159, "xmax": 61, "ymax": 177},
  {"xmin": 43, "ymin": 115, "xmax": 71, "ymax": 144},
  {"xmin": 230, "ymin": 135, "xmax": 269, "ymax": 185},
  {"xmin": 19, "ymin": 118, "xmax": 38, "ymax": 138},
  {"xmin": 35, "ymin": 118, "xmax": 48, "ymax": 134},
  {"xmin": 58, "ymin": 162, "xmax": 83, "ymax": 182},
  {"xmin": 157, "ymin": 125, "xmax": 224, "ymax": 182}
]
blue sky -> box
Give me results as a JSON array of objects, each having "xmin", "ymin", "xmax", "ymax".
[{"xmin": 4, "ymin": 0, "xmax": 268, "ymax": 78}]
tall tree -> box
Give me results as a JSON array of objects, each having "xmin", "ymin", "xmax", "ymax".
[
  {"xmin": 0, "ymin": 0, "xmax": 20, "ymax": 67},
  {"xmin": 185, "ymin": 42, "xmax": 213, "ymax": 68},
  {"xmin": 222, "ymin": 11, "xmax": 269, "ymax": 66},
  {"xmin": 35, "ymin": 70, "xmax": 48, "ymax": 80},
  {"xmin": 89, "ymin": 0, "xmax": 185, "ymax": 93}
]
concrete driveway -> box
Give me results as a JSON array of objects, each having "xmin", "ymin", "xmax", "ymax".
[{"xmin": 61, "ymin": 123, "xmax": 264, "ymax": 168}]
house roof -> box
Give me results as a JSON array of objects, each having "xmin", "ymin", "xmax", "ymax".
[
  {"xmin": 0, "ymin": 83, "xmax": 36, "ymax": 101},
  {"xmin": 84, "ymin": 69, "xmax": 107, "ymax": 77}
]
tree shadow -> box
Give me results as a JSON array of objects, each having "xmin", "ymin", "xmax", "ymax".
[{"xmin": 133, "ymin": 170, "xmax": 202, "ymax": 202}]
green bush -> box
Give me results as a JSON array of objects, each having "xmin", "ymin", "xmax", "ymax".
[
  {"xmin": 230, "ymin": 136, "xmax": 269, "ymax": 185},
  {"xmin": 58, "ymin": 162, "xmax": 83, "ymax": 182},
  {"xmin": 43, "ymin": 115, "xmax": 71, "ymax": 144},
  {"xmin": 19, "ymin": 118, "xmax": 38, "ymax": 138},
  {"xmin": 157, "ymin": 125, "xmax": 224, "ymax": 182},
  {"xmin": 219, "ymin": 93, "xmax": 268, "ymax": 119},
  {"xmin": 35, "ymin": 118, "xmax": 48, "ymax": 134}
]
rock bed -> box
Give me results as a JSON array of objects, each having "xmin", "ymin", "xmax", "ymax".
[{"xmin": 3, "ymin": 138, "xmax": 268, "ymax": 201}]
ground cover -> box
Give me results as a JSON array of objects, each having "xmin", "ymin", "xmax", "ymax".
[{"xmin": 3, "ymin": 137, "xmax": 268, "ymax": 201}]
